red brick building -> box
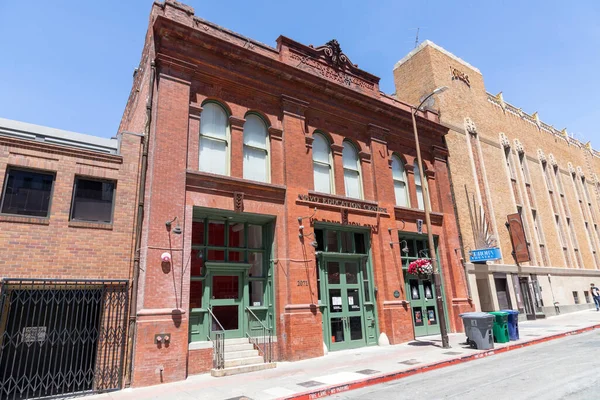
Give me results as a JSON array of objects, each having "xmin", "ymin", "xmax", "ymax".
[
  {"xmin": 122, "ymin": 0, "xmax": 472, "ymax": 386},
  {"xmin": 0, "ymin": 118, "xmax": 142, "ymax": 398}
]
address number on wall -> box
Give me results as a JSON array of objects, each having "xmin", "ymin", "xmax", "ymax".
[{"xmin": 297, "ymin": 280, "xmax": 309, "ymax": 287}]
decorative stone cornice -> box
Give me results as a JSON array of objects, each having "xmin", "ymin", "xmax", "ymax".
[
  {"xmin": 464, "ymin": 117, "xmax": 477, "ymax": 136},
  {"xmin": 304, "ymin": 135, "xmax": 314, "ymax": 148},
  {"xmin": 548, "ymin": 153, "xmax": 557, "ymax": 167},
  {"xmin": 358, "ymin": 151, "xmax": 371, "ymax": 163},
  {"xmin": 330, "ymin": 143, "xmax": 344, "ymax": 156},
  {"xmin": 537, "ymin": 149, "xmax": 546, "ymax": 164},
  {"xmin": 513, "ymin": 139, "xmax": 524, "ymax": 154},
  {"xmin": 425, "ymin": 170, "xmax": 435, "ymax": 178},
  {"xmin": 499, "ymin": 132, "xmax": 510, "ymax": 148},
  {"xmin": 432, "ymin": 145, "xmax": 449, "ymax": 162},
  {"xmin": 229, "ymin": 115, "xmax": 246, "ymax": 129},
  {"xmin": 268, "ymin": 127, "xmax": 283, "ymax": 141},
  {"xmin": 367, "ymin": 123, "xmax": 389, "ymax": 144},
  {"xmin": 281, "ymin": 94, "xmax": 309, "ymax": 117},
  {"xmin": 189, "ymin": 102, "xmax": 202, "ymax": 116}
]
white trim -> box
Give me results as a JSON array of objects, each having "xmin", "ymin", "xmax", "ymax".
[
  {"xmin": 393, "ymin": 40, "xmax": 481, "ymax": 74},
  {"xmin": 188, "ymin": 341, "xmax": 213, "ymax": 350}
]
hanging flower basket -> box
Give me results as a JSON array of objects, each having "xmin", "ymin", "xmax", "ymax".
[{"xmin": 408, "ymin": 258, "xmax": 433, "ymax": 279}]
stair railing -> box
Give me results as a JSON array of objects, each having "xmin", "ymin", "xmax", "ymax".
[
  {"xmin": 245, "ymin": 307, "xmax": 272, "ymax": 363},
  {"xmin": 207, "ymin": 307, "xmax": 225, "ymax": 369}
]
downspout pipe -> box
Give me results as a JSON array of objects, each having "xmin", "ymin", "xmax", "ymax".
[{"xmin": 125, "ymin": 60, "xmax": 156, "ymax": 387}]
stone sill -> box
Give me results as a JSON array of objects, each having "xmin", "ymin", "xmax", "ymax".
[
  {"xmin": 68, "ymin": 220, "xmax": 113, "ymax": 230},
  {"xmin": 0, "ymin": 214, "xmax": 50, "ymax": 225}
]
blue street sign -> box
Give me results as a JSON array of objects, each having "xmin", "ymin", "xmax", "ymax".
[{"xmin": 469, "ymin": 247, "xmax": 502, "ymax": 262}]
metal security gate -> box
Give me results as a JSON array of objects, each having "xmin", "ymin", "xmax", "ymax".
[{"xmin": 0, "ymin": 279, "xmax": 129, "ymax": 400}]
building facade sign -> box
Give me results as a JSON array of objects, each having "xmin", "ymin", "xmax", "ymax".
[
  {"xmin": 298, "ymin": 194, "xmax": 387, "ymax": 213},
  {"xmin": 469, "ymin": 247, "xmax": 501, "ymax": 263},
  {"xmin": 507, "ymin": 213, "xmax": 531, "ymax": 263}
]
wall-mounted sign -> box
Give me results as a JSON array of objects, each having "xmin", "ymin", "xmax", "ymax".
[
  {"xmin": 21, "ymin": 326, "xmax": 46, "ymax": 344},
  {"xmin": 450, "ymin": 66, "xmax": 471, "ymax": 87},
  {"xmin": 417, "ymin": 219, "xmax": 423, "ymax": 234},
  {"xmin": 507, "ymin": 213, "xmax": 531, "ymax": 263},
  {"xmin": 298, "ymin": 194, "xmax": 387, "ymax": 213},
  {"xmin": 469, "ymin": 247, "xmax": 502, "ymax": 263}
]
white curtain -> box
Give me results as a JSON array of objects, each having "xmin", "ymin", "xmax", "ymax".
[
  {"xmin": 392, "ymin": 156, "xmax": 408, "ymax": 207},
  {"xmin": 343, "ymin": 142, "xmax": 362, "ymax": 199},
  {"xmin": 243, "ymin": 115, "xmax": 268, "ymax": 182},
  {"xmin": 199, "ymin": 103, "xmax": 228, "ymax": 175},
  {"xmin": 313, "ymin": 133, "xmax": 332, "ymax": 194},
  {"xmin": 414, "ymin": 161, "xmax": 425, "ymax": 210}
]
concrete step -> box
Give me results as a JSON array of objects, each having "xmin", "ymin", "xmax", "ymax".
[
  {"xmin": 224, "ymin": 343, "xmax": 255, "ymax": 352},
  {"xmin": 224, "ymin": 349, "xmax": 259, "ymax": 359},
  {"xmin": 224, "ymin": 338, "xmax": 250, "ymax": 345},
  {"xmin": 224, "ymin": 356, "xmax": 265, "ymax": 368},
  {"xmin": 211, "ymin": 362, "xmax": 276, "ymax": 377}
]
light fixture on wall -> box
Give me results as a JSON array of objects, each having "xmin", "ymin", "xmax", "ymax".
[{"xmin": 166, "ymin": 216, "xmax": 182, "ymax": 234}]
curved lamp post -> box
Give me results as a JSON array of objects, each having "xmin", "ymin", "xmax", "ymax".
[{"xmin": 411, "ymin": 86, "xmax": 450, "ymax": 349}]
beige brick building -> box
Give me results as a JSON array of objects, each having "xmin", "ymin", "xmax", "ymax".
[{"xmin": 394, "ymin": 41, "xmax": 600, "ymax": 319}]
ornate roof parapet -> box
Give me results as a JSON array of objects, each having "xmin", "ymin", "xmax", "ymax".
[
  {"xmin": 568, "ymin": 162, "xmax": 575, "ymax": 175},
  {"xmin": 585, "ymin": 141, "xmax": 592, "ymax": 152},
  {"xmin": 532, "ymin": 112, "xmax": 541, "ymax": 129},
  {"xmin": 313, "ymin": 39, "xmax": 355, "ymax": 70},
  {"xmin": 464, "ymin": 117, "xmax": 477, "ymax": 135},
  {"xmin": 499, "ymin": 132, "xmax": 510, "ymax": 148},
  {"xmin": 496, "ymin": 92, "xmax": 506, "ymax": 111},
  {"xmin": 548, "ymin": 153, "xmax": 557, "ymax": 167},
  {"xmin": 513, "ymin": 139, "xmax": 525, "ymax": 154},
  {"xmin": 537, "ymin": 149, "xmax": 546, "ymax": 164}
]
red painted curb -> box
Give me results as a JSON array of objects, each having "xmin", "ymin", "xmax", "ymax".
[{"xmin": 281, "ymin": 323, "xmax": 600, "ymax": 400}]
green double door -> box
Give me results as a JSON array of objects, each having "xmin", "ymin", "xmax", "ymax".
[
  {"xmin": 406, "ymin": 275, "xmax": 440, "ymax": 337},
  {"xmin": 323, "ymin": 258, "xmax": 376, "ymax": 351}
]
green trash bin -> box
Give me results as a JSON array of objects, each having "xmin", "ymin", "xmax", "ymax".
[{"xmin": 488, "ymin": 311, "xmax": 510, "ymax": 343}]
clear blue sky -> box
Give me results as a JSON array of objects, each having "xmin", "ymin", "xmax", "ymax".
[{"xmin": 1, "ymin": 1, "xmax": 598, "ymax": 148}]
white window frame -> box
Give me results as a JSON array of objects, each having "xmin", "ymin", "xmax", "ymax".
[
  {"xmin": 392, "ymin": 154, "xmax": 409, "ymax": 207},
  {"xmin": 242, "ymin": 113, "xmax": 270, "ymax": 183},
  {"xmin": 199, "ymin": 102, "xmax": 230, "ymax": 176},
  {"xmin": 414, "ymin": 160, "xmax": 425, "ymax": 210},
  {"xmin": 312, "ymin": 132, "xmax": 335, "ymax": 194},
  {"xmin": 342, "ymin": 141, "xmax": 363, "ymax": 200}
]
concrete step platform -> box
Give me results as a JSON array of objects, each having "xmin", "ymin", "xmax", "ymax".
[
  {"xmin": 210, "ymin": 362, "xmax": 277, "ymax": 377},
  {"xmin": 224, "ymin": 338, "xmax": 250, "ymax": 345},
  {"xmin": 224, "ymin": 355, "xmax": 265, "ymax": 368},
  {"xmin": 224, "ymin": 349, "xmax": 259, "ymax": 359},
  {"xmin": 224, "ymin": 343, "xmax": 255, "ymax": 352}
]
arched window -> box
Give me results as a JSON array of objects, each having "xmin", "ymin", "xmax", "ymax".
[
  {"xmin": 392, "ymin": 155, "xmax": 409, "ymax": 207},
  {"xmin": 312, "ymin": 133, "xmax": 334, "ymax": 194},
  {"xmin": 414, "ymin": 161, "xmax": 425, "ymax": 210},
  {"xmin": 199, "ymin": 102, "xmax": 229, "ymax": 175},
  {"xmin": 343, "ymin": 141, "xmax": 362, "ymax": 199},
  {"xmin": 243, "ymin": 114, "xmax": 269, "ymax": 183}
]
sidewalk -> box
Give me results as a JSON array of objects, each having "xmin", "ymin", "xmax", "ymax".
[{"xmin": 91, "ymin": 309, "xmax": 600, "ymax": 400}]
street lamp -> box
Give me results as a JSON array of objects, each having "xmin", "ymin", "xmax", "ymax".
[{"xmin": 411, "ymin": 86, "xmax": 450, "ymax": 349}]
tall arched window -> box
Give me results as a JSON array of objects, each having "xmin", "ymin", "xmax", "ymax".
[
  {"xmin": 243, "ymin": 114, "xmax": 269, "ymax": 183},
  {"xmin": 199, "ymin": 102, "xmax": 229, "ymax": 175},
  {"xmin": 392, "ymin": 155, "xmax": 409, "ymax": 207},
  {"xmin": 313, "ymin": 133, "xmax": 334, "ymax": 194},
  {"xmin": 414, "ymin": 161, "xmax": 425, "ymax": 210},
  {"xmin": 343, "ymin": 141, "xmax": 362, "ymax": 199}
]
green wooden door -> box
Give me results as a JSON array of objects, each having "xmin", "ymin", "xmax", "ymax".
[
  {"xmin": 326, "ymin": 260, "xmax": 367, "ymax": 350},
  {"xmin": 407, "ymin": 275, "xmax": 440, "ymax": 337},
  {"xmin": 208, "ymin": 271, "xmax": 244, "ymax": 339}
]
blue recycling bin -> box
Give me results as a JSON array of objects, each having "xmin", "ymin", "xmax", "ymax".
[{"xmin": 500, "ymin": 309, "xmax": 519, "ymax": 341}]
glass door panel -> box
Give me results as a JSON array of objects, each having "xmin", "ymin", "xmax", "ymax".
[
  {"xmin": 209, "ymin": 273, "xmax": 243, "ymax": 339},
  {"xmin": 407, "ymin": 276, "xmax": 440, "ymax": 337}
]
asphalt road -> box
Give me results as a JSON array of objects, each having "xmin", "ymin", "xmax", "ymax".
[{"xmin": 332, "ymin": 330, "xmax": 600, "ymax": 400}]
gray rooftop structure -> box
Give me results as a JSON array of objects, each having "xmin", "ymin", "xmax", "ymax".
[{"xmin": 0, "ymin": 117, "xmax": 119, "ymax": 155}]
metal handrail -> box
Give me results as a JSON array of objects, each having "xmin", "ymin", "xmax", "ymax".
[
  {"xmin": 207, "ymin": 307, "xmax": 225, "ymax": 369},
  {"xmin": 245, "ymin": 307, "xmax": 273, "ymax": 364}
]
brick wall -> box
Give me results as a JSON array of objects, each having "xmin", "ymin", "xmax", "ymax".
[
  {"xmin": 123, "ymin": 1, "xmax": 472, "ymax": 387},
  {"xmin": 0, "ymin": 133, "xmax": 142, "ymax": 281}
]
